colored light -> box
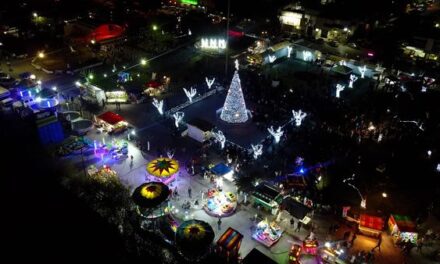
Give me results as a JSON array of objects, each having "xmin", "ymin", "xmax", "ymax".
[
  {"xmin": 140, "ymin": 58, "xmax": 147, "ymax": 65},
  {"xmin": 367, "ymin": 52, "xmax": 374, "ymax": 57},
  {"xmin": 181, "ymin": 0, "xmax": 198, "ymax": 5}
]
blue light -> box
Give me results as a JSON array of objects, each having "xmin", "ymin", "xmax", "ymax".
[{"xmin": 299, "ymin": 168, "xmax": 305, "ymax": 174}]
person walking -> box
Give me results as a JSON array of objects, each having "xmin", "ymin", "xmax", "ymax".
[
  {"xmin": 295, "ymin": 221, "xmax": 302, "ymax": 232},
  {"xmin": 372, "ymin": 233, "xmax": 382, "ymax": 252},
  {"xmin": 350, "ymin": 233, "xmax": 357, "ymax": 248},
  {"xmin": 217, "ymin": 217, "xmax": 222, "ymax": 230},
  {"xmin": 290, "ymin": 218, "xmax": 295, "ymax": 228},
  {"xmin": 188, "ymin": 187, "xmax": 192, "ymax": 198}
]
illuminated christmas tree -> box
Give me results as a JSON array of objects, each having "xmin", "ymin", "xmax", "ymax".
[{"xmin": 220, "ymin": 70, "xmax": 249, "ymax": 123}]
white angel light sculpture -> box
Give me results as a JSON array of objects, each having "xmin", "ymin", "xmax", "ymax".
[
  {"xmin": 292, "ymin": 109, "xmax": 307, "ymax": 127},
  {"xmin": 336, "ymin": 84, "xmax": 345, "ymax": 98},
  {"xmin": 251, "ymin": 144, "xmax": 263, "ymax": 159},
  {"xmin": 172, "ymin": 112, "xmax": 184, "ymax": 128},
  {"xmin": 205, "ymin": 77, "xmax": 215, "ymax": 89},
  {"xmin": 268, "ymin": 126, "xmax": 284, "ymax": 144},
  {"xmin": 152, "ymin": 98, "xmax": 164, "ymax": 115},
  {"xmin": 348, "ymin": 74, "xmax": 358, "ymax": 88},
  {"xmin": 183, "ymin": 87, "xmax": 197, "ymax": 103},
  {"xmin": 213, "ymin": 130, "xmax": 226, "ymax": 149}
]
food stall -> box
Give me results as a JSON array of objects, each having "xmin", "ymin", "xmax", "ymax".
[
  {"xmin": 388, "ymin": 214, "xmax": 418, "ymax": 244},
  {"xmin": 252, "ymin": 218, "xmax": 283, "ymax": 247},
  {"xmin": 96, "ymin": 111, "xmax": 128, "ymax": 134},
  {"xmin": 216, "ymin": 227, "xmax": 243, "ymax": 262},
  {"xmin": 146, "ymin": 157, "xmax": 179, "ymax": 185},
  {"xmin": 281, "ymin": 196, "xmax": 313, "ymax": 226},
  {"xmin": 204, "ymin": 188, "xmax": 237, "ymax": 217},
  {"xmin": 359, "ymin": 214, "xmax": 384, "ymax": 238}
]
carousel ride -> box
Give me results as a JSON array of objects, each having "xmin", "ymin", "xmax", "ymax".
[
  {"xmin": 176, "ymin": 219, "xmax": 215, "ymax": 259},
  {"xmin": 146, "ymin": 157, "xmax": 179, "ymax": 185},
  {"xmin": 252, "ymin": 218, "xmax": 283, "ymax": 247},
  {"xmin": 203, "ymin": 188, "xmax": 237, "ymax": 217},
  {"xmin": 132, "ymin": 182, "xmax": 171, "ymax": 219}
]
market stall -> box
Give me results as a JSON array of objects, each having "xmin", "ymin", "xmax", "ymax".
[
  {"xmin": 105, "ymin": 89, "xmax": 128, "ymax": 103},
  {"xmin": 359, "ymin": 214, "xmax": 384, "ymax": 238},
  {"xmin": 216, "ymin": 227, "xmax": 243, "ymax": 262},
  {"xmin": 144, "ymin": 81, "xmax": 164, "ymax": 96},
  {"xmin": 146, "ymin": 157, "xmax": 179, "ymax": 185},
  {"xmin": 252, "ymin": 183, "xmax": 282, "ymax": 215},
  {"xmin": 388, "ymin": 214, "xmax": 418, "ymax": 244},
  {"xmin": 281, "ymin": 196, "xmax": 313, "ymax": 226},
  {"xmin": 320, "ymin": 243, "xmax": 345, "ymax": 264},
  {"xmin": 204, "ymin": 188, "xmax": 237, "ymax": 217},
  {"xmin": 210, "ymin": 163, "xmax": 234, "ymax": 182},
  {"xmin": 252, "ymin": 218, "xmax": 283, "ymax": 247},
  {"xmin": 96, "ymin": 111, "xmax": 128, "ymax": 134}
]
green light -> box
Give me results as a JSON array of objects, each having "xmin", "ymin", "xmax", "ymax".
[{"xmin": 181, "ymin": 0, "xmax": 198, "ymax": 5}]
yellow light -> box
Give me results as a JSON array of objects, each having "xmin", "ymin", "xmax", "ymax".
[
  {"xmin": 33, "ymin": 12, "xmax": 38, "ymax": 18},
  {"xmin": 90, "ymin": 39, "xmax": 96, "ymax": 44},
  {"xmin": 37, "ymin": 52, "xmax": 45, "ymax": 58},
  {"xmin": 436, "ymin": 23, "xmax": 440, "ymax": 28},
  {"xmin": 382, "ymin": 192, "xmax": 388, "ymax": 198},
  {"xmin": 140, "ymin": 58, "xmax": 147, "ymax": 65},
  {"xmin": 152, "ymin": 25, "xmax": 158, "ymax": 31}
]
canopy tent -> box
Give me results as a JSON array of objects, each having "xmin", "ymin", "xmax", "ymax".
[
  {"xmin": 243, "ymin": 248, "xmax": 277, "ymax": 264},
  {"xmin": 176, "ymin": 220, "xmax": 215, "ymax": 254},
  {"xmin": 88, "ymin": 24, "xmax": 125, "ymax": 42},
  {"xmin": 281, "ymin": 197, "xmax": 312, "ymax": 223},
  {"xmin": 147, "ymin": 158, "xmax": 179, "ymax": 178},
  {"xmin": 211, "ymin": 163, "xmax": 234, "ymax": 181},
  {"xmin": 97, "ymin": 111, "xmax": 124, "ymax": 125},
  {"xmin": 388, "ymin": 214, "xmax": 418, "ymax": 244},
  {"xmin": 132, "ymin": 182, "xmax": 170, "ymax": 209},
  {"xmin": 331, "ymin": 65, "xmax": 353, "ymax": 75},
  {"xmin": 359, "ymin": 214, "xmax": 384, "ymax": 237},
  {"xmin": 145, "ymin": 81, "xmax": 162, "ymax": 88},
  {"xmin": 216, "ymin": 227, "xmax": 243, "ymax": 261}
]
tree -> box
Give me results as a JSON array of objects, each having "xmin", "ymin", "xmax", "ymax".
[{"xmin": 220, "ymin": 71, "xmax": 249, "ymax": 123}]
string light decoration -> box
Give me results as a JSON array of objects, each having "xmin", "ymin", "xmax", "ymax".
[
  {"xmin": 348, "ymin": 74, "xmax": 358, "ymax": 88},
  {"xmin": 336, "ymin": 84, "xmax": 345, "ymax": 98},
  {"xmin": 205, "ymin": 77, "xmax": 215, "ymax": 89},
  {"xmin": 251, "ymin": 144, "xmax": 263, "ymax": 159},
  {"xmin": 212, "ymin": 130, "xmax": 226, "ymax": 149}
]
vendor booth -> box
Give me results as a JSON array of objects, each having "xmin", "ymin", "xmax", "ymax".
[
  {"xmin": 105, "ymin": 89, "xmax": 128, "ymax": 103},
  {"xmin": 96, "ymin": 111, "xmax": 128, "ymax": 134},
  {"xmin": 359, "ymin": 214, "xmax": 384, "ymax": 238},
  {"xmin": 216, "ymin": 227, "xmax": 243, "ymax": 262},
  {"xmin": 388, "ymin": 214, "xmax": 418, "ymax": 244},
  {"xmin": 211, "ymin": 162, "xmax": 234, "ymax": 182},
  {"xmin": 281, "ymin": 197, "xmax": 313, "ymax": 225},
  {"xmin": 185, "ymin": 118, "xmax": 214, "ymax": 143},
  {"xmin": 252, "ymin": 218, "xmax": 283, "ymax": 247},
  {"xmin": 252, "ymin": 183, "xmax": 282, "ymax": 215},
  {"xmin": 146, "ymin": 157, "xmax": 179, "ymax": 185},
  {"xmin": 302, "ymin": 232, "xmax": 319, "ymax": 255},
  {"xmin": 204, "ymin": 188, "xmax": 237, "ymax": 217}
]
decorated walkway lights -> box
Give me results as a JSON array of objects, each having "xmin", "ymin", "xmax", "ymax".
[
  {"xmin": 213, "ymin": 130, "xmax": 226, "ymax": 149},
  {"xmin": 302, "ymin": 50, "xmax": 312, "ymax": 61},
  {"xmin": 287, "ymin": 46, "xmax": 293, "ymax": 58},
  {"xmin": 183, "ymin": 87, "xmax": 197, "ymax": 103},
  {"xmin": 251, "ymin": 144, "xmax": 263, "ymax": 159},
  {"xmin": 292, "ymin": 109, "xmax": 307, "ymax": 127},
  {"xmin": 358, "ymin": 65, "xmax": 367, "ymax": 78},
  {"xmin": 268, "ymin": 126, "xmax": 284, "ymax": 144},
  {"xmin": 172, "ymin": 112, "xmax": 184, "ymax": 128},
  {"xmin": 205, "ymin": 77, "xmax": 215, "ymax": 89},
  {"xmin": 152, "ymin": 98, "xmax": 164, "ymax": 115},
  {"xmin": 348, "ymin": 74, "xmax": 358, "ymax": 88}
]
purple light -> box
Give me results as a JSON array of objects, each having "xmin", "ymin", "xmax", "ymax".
[{"xmin": 367, "ymin": 52, "xmax": 374, "ymax": 57}]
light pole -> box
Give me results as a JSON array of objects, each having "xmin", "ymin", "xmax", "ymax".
[{"xmin": 224, "ymin": 0, "xmax": 231, "ymax": 77}]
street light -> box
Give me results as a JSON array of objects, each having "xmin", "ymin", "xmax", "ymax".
[
  {"xmin": 140, "ymin": 58, "xmax": 147, "ymax": 66},
  {"xmin": 382, "ymin": 192, "xmax": 388, "ymax": 198},
  {"xmin": 152, "ymin": 25, "xmax": 158, "ymax": 31},
  {"xmin": 52, "ymin": 86, "xmax": 57, "ymax": 91},
  {"xmin": 37, "ymin": 51, "xmax": 45, "ymax": 58},
  {"xmin": 33, "ymin": 12, "xmax": 38, "ymax": 18}
]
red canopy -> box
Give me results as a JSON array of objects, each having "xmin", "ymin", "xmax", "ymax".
[
  {"xmin": 88, "ymin": 24, "xmax": 125, "ymax": 42},
  {"xmin": 360, "ymin": 214, "xmax": 384, "ymax": 231},
  {"xmin": 145, "ymin": 81, "xmax": 161, "ymax": 88},
  {"xmin": 97, "ymin": 111, "xmax": 124, "ymax": 125}
]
